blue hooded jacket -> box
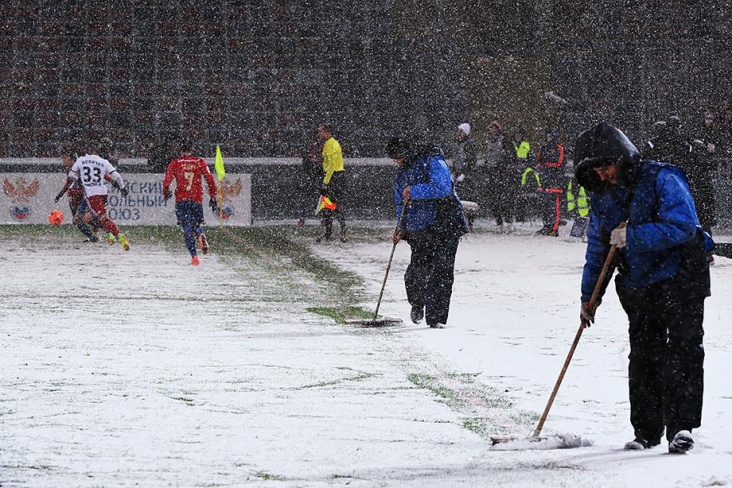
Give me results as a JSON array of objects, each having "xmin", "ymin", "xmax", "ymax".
[
  {"xmin": 574, "ymin": 123, "xmax": 712, "ymax": 302},
  {"xmin": 394, "ymin": 147, "xmax": 454, "ymax": 231}
]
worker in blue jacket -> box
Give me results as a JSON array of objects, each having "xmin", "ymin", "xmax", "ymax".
[
  {"xmin": 386, "ymin": 136, "xmax": 468, "ymax": 329},
  {"xmin": 574, "ymin": 122, "xmax": 713, "ymax": 455}
]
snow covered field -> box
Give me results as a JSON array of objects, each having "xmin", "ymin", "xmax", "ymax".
[{"xmin": 1, "ymin": 223, "xmax": 731, "ymax": 487}]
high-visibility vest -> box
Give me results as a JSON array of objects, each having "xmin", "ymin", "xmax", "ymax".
[
  {"xmin": 521, "ymin": 167, "xmax": 541, "ymax": 188},
  {"xmin": 514, "ymin": 140, "xmax": 531, "ymax": 159},
  {"xmin": 566, "ymin": 179, "xmax": 590, "ymax": 217}
]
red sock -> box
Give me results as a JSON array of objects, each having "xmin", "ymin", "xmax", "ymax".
[{"xmin": 102, "ymin": 220, "xmax": 119, "ymax": 236}]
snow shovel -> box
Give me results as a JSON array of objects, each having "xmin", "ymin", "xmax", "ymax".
[
  {"xmin": 345, "ymin": 201, "xmax": 408, "ymax": 327},
  {"xmin": 490, "ymin": 242, "xmax": 620, "ymax": 448}
]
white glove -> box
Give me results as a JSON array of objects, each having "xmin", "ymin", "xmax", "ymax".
[
  {"xmin": 456, "ymin": 173, "xmax": 465, "ymax": 183},
  {"xmin": 610, "ymin": 226, "xmax": 627, "ymax": 248}
]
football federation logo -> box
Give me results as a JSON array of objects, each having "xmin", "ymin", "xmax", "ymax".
[
  {"xmin": 217, "ymin": 178, "xmax": 243, "ymax": 220},
  {"xmin": 11, "ymin": 206, "xmax": 31, "ymax": 221},
  {"xmin": 3, "ymin": 177, "xmax": 40, "ymax": 204},
  {"xmin": 4, "ymin": 177, "xmax": 41, "ymax": 222},
  {"xmin": 219, "ymin": 205, "xmax": 234, "ymax": 220},
  {"xmin": 220, "ymin": 178, "xmax": 243, "ymax": 199}
]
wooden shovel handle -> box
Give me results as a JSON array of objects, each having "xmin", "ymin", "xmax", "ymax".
[{"xmin": 532, "ymin": 242, "xmax": 619, "ymax": 437}]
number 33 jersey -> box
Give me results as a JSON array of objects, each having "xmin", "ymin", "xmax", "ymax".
[{"xmin": 69, "ymin": 154, "xmax": 124, "ymax": 197}]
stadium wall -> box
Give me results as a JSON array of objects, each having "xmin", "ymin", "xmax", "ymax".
[{"xmin": 1, "ymin": 1, "xmax": 730, "ymax": 159}]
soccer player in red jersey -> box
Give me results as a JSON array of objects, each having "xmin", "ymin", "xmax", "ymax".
[{"xmin": 163, "ymin": 138, "xmax": 218, "ymax": 265}]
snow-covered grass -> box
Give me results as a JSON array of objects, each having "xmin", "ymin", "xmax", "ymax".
[{"xmin": 1, "ymin": 222, "xmax": 731, "ymax": 487}]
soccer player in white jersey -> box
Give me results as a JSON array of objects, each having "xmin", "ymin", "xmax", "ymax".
[{"xmin": 65, "ymin": 139, "xmax": 131, "ymax": 251}]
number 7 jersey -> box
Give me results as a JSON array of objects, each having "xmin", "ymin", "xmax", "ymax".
[
  {"xmin": 69, "ymin": 154, "xmax": 125, "ymax": 196},
  {"xmin": 162, "ymin": 155, "xmax": 217, "ymax": 203}
]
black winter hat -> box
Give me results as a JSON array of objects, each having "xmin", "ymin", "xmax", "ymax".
[
  {"xmin": 385, "ymin": 136, "xmax": 413, "ymax": 159},
  {"xmin": 574, "ymin": 122, "xmax": 641, "ymax": 192}
]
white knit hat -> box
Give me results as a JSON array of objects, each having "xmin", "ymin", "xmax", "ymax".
[{"xmin": 457, "ymin": 123, "xmax": 471, "ymax": 136}]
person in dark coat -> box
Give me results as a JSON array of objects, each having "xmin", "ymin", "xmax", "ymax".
[
  {"xmin": 575, "ymin": 122, "xmax": 713, "ymax": 454},
  {"xmin": 484, "ymin": 120, "xmax": 516, "ymax": 231},
  {"xmin": 644, "ymin": 116, "xmax": 718, "ymax": 253},
  {"xmin": 386, "ymin": 136, "xmax": 468, "ymax": 329},
  {"xmin": 644, "ymin": 116, "xmax": 695, "ymax": 168},
  {"xmin": 535, "ymin": 128, "xmax": 566, "ymax": 236},
  {"xmin": 685, "ymin": 141, "xmax": 718, "ymax": 239}
]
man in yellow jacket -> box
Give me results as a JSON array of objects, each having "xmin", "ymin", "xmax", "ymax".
[{"xmin": 317, "ymin": 124, "xmax": 347, "ymax": 242}]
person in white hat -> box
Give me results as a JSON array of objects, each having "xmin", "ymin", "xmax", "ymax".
[{"xmin": 452, "ymin": 123, "xmax": 477, "ymax": 230}]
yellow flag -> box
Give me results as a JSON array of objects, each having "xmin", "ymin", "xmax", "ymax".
[{"xmin": 214, "ymin": 145, "xmax": 226, "ymax": 181}]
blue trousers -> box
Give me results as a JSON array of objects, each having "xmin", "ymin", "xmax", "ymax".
[{"xmin": 176, "ymin": 201, "xmax": 204, "ymax": 257}]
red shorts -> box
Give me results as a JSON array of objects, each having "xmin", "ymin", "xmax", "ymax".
[{"xmin": 86, "ymin": 195, "xmax": 109, "ymax": 217}]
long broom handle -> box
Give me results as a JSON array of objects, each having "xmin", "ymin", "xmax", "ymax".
[
  {"xmin": 372, "ymin": 200, "xmax": 409, "ymax": 321},
  {"xmin": 531, "ymin": 242, "xmax": 619, "ymax": 437}
]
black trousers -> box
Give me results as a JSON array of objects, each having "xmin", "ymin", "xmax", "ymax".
[
  {"xmin": 616, "ymin": 279, "xmax": 705, "ymax": 442},
  {"xmin": 405, "ymin": 228, "xmax": 460, "ymax": 326},
  {"xmin": 321, "ymin": 171, "xmax": 346, "ymax": 237},
  {"xmin": 487, "ymin": 170, "xmax": 519, "ymax": 226}
]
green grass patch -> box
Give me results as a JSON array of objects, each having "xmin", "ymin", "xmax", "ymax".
[
  {"xmin": 463, "ymin": 417, "xmax": 494, "ymax": 437},
  {"xmin": 407, "ymin": 372, "xmax": 534, "ymax": 439},
  {"xmin": 253, "ymin": 471, "xmax": 286, "ymax": 481},
  {"xmin": 306, "ymin": 305, "xmax": 374, "ymax": 324},
  {"xmin": 171, "ymin": 396, "xmax": 195, "ymax": 406},
  {"xmin": 298, "ymin": 367, "xmax": 376, "ymax": 389},
  {"xmin": 408, "ymin": 372, "xmax": 514, "ymax": 410},
  {"xmin": 0, "ymin": 224, "xmax": 373, "ymax": 307},
  {"xmin": 210, "ymin": 226, "xmax": 368, "ymax": 303}
]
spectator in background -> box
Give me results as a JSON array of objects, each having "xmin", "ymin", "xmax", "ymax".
[
  {"xmin": 566, "ymin": 175, "xmax": 590, "ymax": 239},
  {"xmin": 686, "ymin": 142, "xmax": 719, "ymax": 254},
  {"xmin": 700, "ymin": 109, "xmax": 718, "ymax": 156},
  {"xmin": 483, "ymin": 120, "xmax": 515, "ymax": 232},
  {"xmin": 317, "ymin": 124, "xmax": 347, "ymax": 243},
  {"xmin": 163, "ymin": 138, "xmax": 218, "ymax": 266},
  {"xmin": 482, "ymin": 120, "xmax": 501, "ymax": 224},
  {"xmin": 297, "ymin": 128, "xmax": 324, "ymax": 227},
  {"xmin": 451, "ymin": 122, "xmax": 478, "ymax": 229},
  {"xmin": 535, "ymin": 128, "xmax": 566, "ymax": 236},
  {"xmin": 511, "ymin": 127, "xmax": 531, "ymax": 167},
  {"xmin": 714, "ymin": 100, "xmax": 732, "ymax": 134},
  {"xmin": 713, "ymin": 101, "xmax": 732, "ymax": 174},
  {"xmin": 644, "ymin": 116, "xmax": 688, "ymax": 164},
  {"xmin": 651, "ymin": 115, "xmax": 719, "ymax": 263},
  {"xmin": 511, "ymin": 127, "xmax": 533, "ymax": 223},
  {"xmin": 644, "ymin": 116, "xmax": 717, "ymax": 238}
]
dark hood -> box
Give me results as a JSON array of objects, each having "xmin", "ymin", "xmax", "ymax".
[
  {"xmin": 385, "ymin": 136, "xmax": 413, "ymax": 159},
  {"xmin": 574, "ymin": 122, "xmax": 641, "ymax": 192}
]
